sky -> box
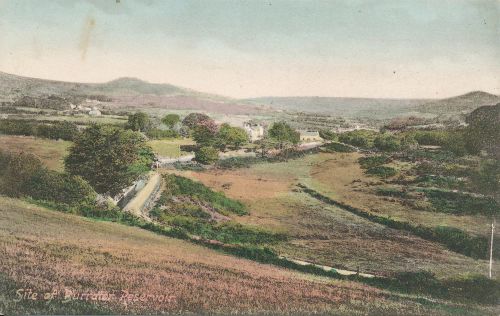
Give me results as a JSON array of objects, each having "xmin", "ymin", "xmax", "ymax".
[{"xmin": 0, "ymin": 0, "xmax": 498, "ymax": 99}]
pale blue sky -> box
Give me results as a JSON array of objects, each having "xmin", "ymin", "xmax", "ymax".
[{"xmin": 0, "ymin": 0, "xmax": 498, "ymax": 98}]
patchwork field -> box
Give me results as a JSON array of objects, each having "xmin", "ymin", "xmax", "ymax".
[
  {"xmin": 0, "ymin": 196, "xmax": 481, "ymax": 315},
  {"xmin": 308, "ymin": 152, "xmax": 497, "ymax": 239},
  {"xmin": 0, "ymin": 135, "xmax": 70, "ymax": 171},
  {"xmin": 172, "ymin": 153, "xmax": 498, "ymax": 278},
  {"xmin": 148, "ymin": 138, "xmax": 195, "ymax": 157}
]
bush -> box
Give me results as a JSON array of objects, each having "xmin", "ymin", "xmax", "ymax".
[
  {"xmin": 216, "ymin": 157, "xmax": 262, "ymax": 169},
  {"xmin": 358, "ymin": 155, "xmax": 390, "ymax": 169},
  {"xmin": 376, "ymin": 187, "xmax": 408, "ymax": 198},
  {"xmin": 338, "ymin": 130, "xmax": 377, "ymax": 148},
  {"xmin": 162, "ymin": 174, "xmax": 248, "ymax": 215},
  {"xmin": 322, "ymin": 142, "xmax": 355, "ymax": 153},
  {"xmin": 25, "ymin": 169, "xmax": 97, "ymax": 207},
  {"xmin": 194, "ymin": 146, "xmax": 219, "ymax": 165},
  {"xmin": 36, "ymin": 121, "xmax": 79, "ymax": 141},
  {"xmin": 319, "ymin": 129, "xmax": 338, "ymax": 141},
  {"xmin": 0, "ymin": 119, "xmax": 78, "ymax": 140},
  {"xmin": 0, "ymin": 150, "xmax": 97, "ymax": 208},
  {"xmin": 374, "ymin": 134, "xmax": 401, "ymax": 152},
  {"xmin": 146, "ymin": 128, "xmax": 179, "ymax": 139},
  {"xmin": 0, "ymin": 119, "xmax": 36, "ymax": 136},
  {"xmin": 0, "ymin": 150, "xmax": 43, "ymax": 197},
  {"xmin": 443, "ymin": 274, "xmax": 500, "ymax": 305},
  {"xmin": 366, "ymin": 166, "xmax": 397, "ymax": 178},
  {"xmin": 422, "ymin": 188, "xmax": 499, "ymax": 216}
]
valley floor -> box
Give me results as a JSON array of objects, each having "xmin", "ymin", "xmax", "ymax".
[{"xmin": 172, "ymin": 152, "xmax": 498, "ymax": 278}]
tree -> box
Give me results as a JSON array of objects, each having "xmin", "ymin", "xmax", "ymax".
[
  {"xmin": 162, "ymin": 114, "xmax": 180, "ymax": 129},
  {"xmin": 268, "ymin": 121, "xmax": 300, "ymax": 149},
  {"xmin": 194, "ymin": 146, "xmax": 219, "ymax": 165},
  {"xmin": 216, "ymin": 123, "xmax": 249, "ymax": 150},
  {"xmin": 192, "ymin": 120, "xmax": 219, "ymax": 147},
  {"xmin": 64, "ymin": 124, "xmax": 153, "ymax": 196},
  {"xmin": 182, "ymin": 113, "xmax": 211, "ymax": 129},
  {"xmin": 126, "ymin": 112, "xmax": 151, "ymax": 133}
]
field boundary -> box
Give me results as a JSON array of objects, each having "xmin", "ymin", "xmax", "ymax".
[{"xmin": 298, "ymin": 183, "xmax": 493, "ymax": 260}]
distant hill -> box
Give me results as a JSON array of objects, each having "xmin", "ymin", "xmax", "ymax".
[
  {"xmin": 0, "ymin": 72, "xmax": 266, "ymax": 115},
  {"xmin": 244, "ymin": 96, "xmax": 429, "ymax": 118},
  {"xmin": 416, "ymin": 91, "xmax": 500, "ymax": 115}
]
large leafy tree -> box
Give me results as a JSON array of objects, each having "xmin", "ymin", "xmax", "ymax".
[
  {"xmin": 268, "ymin": 121, "xmax": 300, "ymax": 149},
  {"xmin": 126, "ymin": 111, "xmax": 151, "ymax": 133},
  {"xmin": 192, "ymin": 119, "xmax": 219, "ymax": 147},
  {"xmin": 65, "ymin": 124, "xmax": 153, "ymax": 196},
  {"xmin": 216, "ymin": 123, "xmax": 249, "ymax": 150},
  {"xmin": 161, "ymin": 114, "xmax": 181, "ymax": 129},
  {"xmin": 182, "ymin": 113, "xmax": 211, "ymax": 129}
]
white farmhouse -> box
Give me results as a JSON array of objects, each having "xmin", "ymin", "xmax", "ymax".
[
  {"xmin": 299, "ymin": 130, "xmax": 322, "ymax": 142},
  {"xmin": 243, "ymin": 122, "xmax": 264, "ymax": 142},
  {"xmin": 88, "ymin": 107, "xmax": 102, "ymax": 116}
]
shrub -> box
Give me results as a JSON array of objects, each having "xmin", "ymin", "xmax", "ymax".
[
  {"xmin": 358, "ymin": 155, "xmax": 390, "ymax": 169},
  {"xmin": 338, "ymin": 130, "xmax": 377, "ymax": 148},
  {"xmin": 163, "ymin": 217, "xmax": 285, "ymax": 245},
  {"xmin": 318, "ymin": 129, "xmax": 338, "ymax": 141},
  {"xmin": 36, "ymin": 121, "xmax": 79, "ymax": 141},
  {"xmin": 162, "ymin": 174, "xmax": 248, "ymax": 215},
  {"xmin": 0, "ymin": 119, "xmax": 36, "ymax": 136},
  {"xmin": 25, "ymin": 169, "xmax": 97, "ymax": 207},
  {"xmin": 194, "ymin": 146, "xmax": 219, "ymax": 165},
  {"xmin": 443, "ymin": 274, "xmax": 500, "ymax": 305},
  {"xmin": 374, "ymin": 134, "xmax": 401, "ymax": 152},
  {"xmin": 376, "ymin": 187, "xmax": 408, "ymax": 198},
  {"xmin": 0, "ymin": 150, "xmax": 43, "ymax": 197},
  {"xmin": 422, "ymin": 188, "xmax": 499, "ymax": 216},
  {"xmin": 0, "ymin": 119, "xmax": 78, "ymax": 140},
  {"xmin": 322, "ymin": 142, "xmax": 355, "ymax": 153},
  {"xmin": 216, "ymin": 157, "xmax": 262, "ymax": 169},
  {"xmin": 366, "ymin": 166, "xmax": 397, "ymax": 178},
  {"xmin": 146, "ymin": 128, "xmax": 179, "ymax": 139}
]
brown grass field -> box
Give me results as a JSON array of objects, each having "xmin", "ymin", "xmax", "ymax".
[
  {"xmin": 0, "ymin": 135, "xmax": 70, "ymax": 171},
  {"xmin": 308, "ymin": 152, "xmax": 497, "ymax": 239},
  {"xmin": 171, "ymin": 153, "xmax": 498, "ymax": 279},
  {"xmin": 2, "ymin": 196, "xmax": 490, "ymax": 315}
]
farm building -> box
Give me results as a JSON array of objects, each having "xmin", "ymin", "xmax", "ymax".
[
  {"xmin": 88, "ymin": 107, "xmax": 102, "ymax": 116},
  {"xmin": 299, "ymin": 130, "xmax": 322, "ymax": 142},
  {"xmin": 243, "ymin": 122, "xmax": 265, "ymax": 142}
]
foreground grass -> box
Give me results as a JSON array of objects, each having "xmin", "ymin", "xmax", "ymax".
[{"xmin": 1, "ymin": 196, "xmax": 485, "ymax": 315}]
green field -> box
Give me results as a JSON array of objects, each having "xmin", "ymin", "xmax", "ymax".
[{"xmin": 148, "ymin": 138, "xmax": 195, "ymax": 157}]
